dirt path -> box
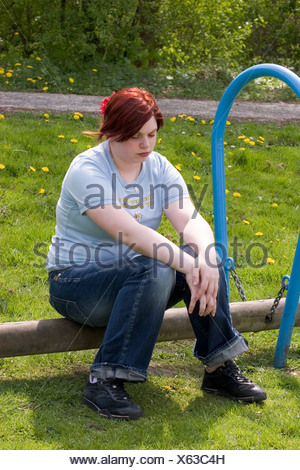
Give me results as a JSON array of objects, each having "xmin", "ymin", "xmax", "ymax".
[{"xmin": 1, "ymin": 90, "xmax": 300, "ymax": 123}]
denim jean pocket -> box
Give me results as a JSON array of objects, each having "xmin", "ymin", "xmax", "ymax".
[{"xmin": 49, "ymin": 294, "xmax": 95, "ymax": 327}]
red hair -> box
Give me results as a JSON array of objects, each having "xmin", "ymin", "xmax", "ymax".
[{"xmin": 99, "ymin": 87, "xmax": 164, "ymax": 142}]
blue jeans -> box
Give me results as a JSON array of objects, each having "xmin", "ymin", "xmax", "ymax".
[{"xmin": 48, "ymin": 247, "xmax": 248, "ymax": 382}]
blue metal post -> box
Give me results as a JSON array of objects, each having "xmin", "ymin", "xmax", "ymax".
[
  {"xmin": 273, "ymin": 233, "xmax": 300, "ymax": 367},
  {"xmin": 210, "ymin": 63, "xmax": 300, "ymax": 367}
]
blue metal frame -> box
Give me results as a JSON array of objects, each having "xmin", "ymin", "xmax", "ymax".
[{"xmin": 210, "ymin": 63, "xmax": 300, "ymax": 368}]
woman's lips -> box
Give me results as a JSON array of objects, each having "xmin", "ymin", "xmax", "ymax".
[{"xmin": 138, "ymin": 152, "xmax": 150, "ymax": 157}]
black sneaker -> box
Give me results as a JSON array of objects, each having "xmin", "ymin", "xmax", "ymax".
[
  {"xmin": 82, "ymin": 377, "xmax": 143, "ymax": 420},
  {"xmin": 201, "ymin": 360, "xmax": 267, "ymax": 403}
]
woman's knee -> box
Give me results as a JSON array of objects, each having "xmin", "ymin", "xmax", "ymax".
[{"xmin": 151, "ymin": 261, "xmax": 176, "ymax": 291}]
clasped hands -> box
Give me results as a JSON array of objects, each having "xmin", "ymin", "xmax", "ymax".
[{"xmin": 185, "ymin": 255, "xmax": 220, "ymax": 317}]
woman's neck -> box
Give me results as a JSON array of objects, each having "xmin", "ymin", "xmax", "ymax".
[{"xmin": 109, "ymin": 142, "xmax": 142, "ymax": 183}]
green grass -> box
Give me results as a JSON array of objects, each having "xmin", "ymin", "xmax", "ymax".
[
  {"xmin": 1, "ymin": 57, "xmax": 299, "ymax": 101},
  {"xmin": 0, "ymin": 112, "xmax": 299, "ymax": 450}
]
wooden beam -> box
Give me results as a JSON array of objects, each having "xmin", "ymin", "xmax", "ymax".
[{"xmin": 0, "ymin": 298, "xmax": 299, "ymax": 358}]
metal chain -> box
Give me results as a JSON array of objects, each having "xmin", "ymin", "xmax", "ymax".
[
  {"xmin": 265, "ymin": 281, "xmax": 288, "ymax": 324},
  {"xmin": 228, "ymin": 266, "xmax": 248, "ymax": 302}
]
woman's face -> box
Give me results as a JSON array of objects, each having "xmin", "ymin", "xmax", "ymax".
[{"xmin": 110, "ymin": 116, "xmax": 158, "ymax": 165}]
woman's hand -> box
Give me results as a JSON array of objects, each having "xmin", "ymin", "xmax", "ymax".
[
  {"xmin": 163, "ymin": 198, "xmax": 220, "ymax": 316},
  {"xmin": 185, "ymin": 255, "xmax": 219, "ymax": 317}
]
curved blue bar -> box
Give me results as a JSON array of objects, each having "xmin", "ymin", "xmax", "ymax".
[{"xmin": 211, "ymin": 63, "xmax": 300, "ymax": 367}]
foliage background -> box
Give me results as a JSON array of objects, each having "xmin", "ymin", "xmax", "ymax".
[{"xmin": 1, "ymin": 0, "xmax": 300, "ymax": 91}]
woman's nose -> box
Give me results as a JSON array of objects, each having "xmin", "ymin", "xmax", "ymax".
[{"xmin": 140, "ymin": 136, "xmax": 149, "ymax": 148}]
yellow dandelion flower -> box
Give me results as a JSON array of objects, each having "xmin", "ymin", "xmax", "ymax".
[
  {"xmin": 187, "ymin": 116, "xmax": 195, "ymax": 121},
  {"xmin": 37, "ymin": 76, "xmax": 42, "ymax": 80},
  {"xmin": 74, "ymin": 112, "xmax": 83, "ymax": 118},
  {"xmin": 255, "ymin": 232, "xmax": 263, "ymax": 236},
  {"xmin": 240, "ymin": 147, "xmax": 246, "ymax": 151},
  {"xmin": 41, "ymin": 167, "xmax": 49, "ymax": 172},
  {"xmin": 224, "ymin": 141, "xmax": 227, "ymax": 145},
  {"xmin": 27, "ymin": 65, "xmax": 33, "ymax": 68},
  {"xmin": 0, "ymin": 69, "xmax": 4, "ymax": 74},
  {"xmin": 92, "ymin": 68, "xmax": 97, "ymax": 72},
  {"xmin": 87, "ymin": 145, "xmax": 92, "ymax": 149},
  {"xmin": 29, "ymin": 166, "xmax": 36, "ymax": 172},
  {"xmin": 238, "ymin": 135, "xmax": 246, "ymax": 139},
  {"xmin": 0, "ymin": 115, "xmax": 5, "ymax": 120},
  {"xmin": 39, "ymin": 188, "xmax": 45, "ymax": 194},
  {"xmin": 35, "ymin": 57, "xmax": 41, "ymax": 61},
  {"xmin": 178, "ymin": 114, "xmax": 186, "ymax": 118},
  {"xmin": 163, "ymin": 91, "xmax": 167, "ymax": 94},
  {"xmin": 244, "ymin": 138, "xmax": 250, "ymax": 143},
  {"xmin": 158, "ymin": 138, "xmax": 162, "ymax": 144},
  {"xmin": 170, "ymin": 117, "xmax": 176, "ymax": 122},
  {"xmin": 42, "ymin": 87, "xmax": 48, "ymax": 91},
  {"xmin": 73, "ymin": 114, "xmax": 80, "ymax": 120},
  {"xmin": 0, "ymin": 164, "xmax": 5, "ymax": 169},
  {"xmin": 226, "ymin": 120, "xmax": 231, "ymax": 125},
  {"xmin": 197, "ymin": 157, "xmax": 201, "ymax": 160},
  {"xmin": 225, "ymin": 189, "xmax": 229, "ymax": 194},
  {"xmin": 69, "ymin": 77, "xmax": 74, "ymax": 83},
  {"xmin": 6, "ymin": 72, "xmax": 12, "ymax": 78},
  {"xmin": 266, "ymin": 258, "xmax": 275, "ymax": 264},
  {"xmin": 163, "ymin": 385, "xmax": 172, "ymax": 391},
  {"xmin": 243, "ymin": 220, "xmax": 250, "ymax": 225},
  {"xmin": 249, "ymin": 141, "xmax": 255, "ymax": 146},
  {"xmin": 70, "ymin": 138, "xmax": 78, "ymax": 143},
  {"xmin": 210, "ymin": 120, "xmax": 214, "ymax": 124},
  {"xmin": 44, "ymin": 113, "xmax": 49, "ymax": 119},
  {"xmin": 201, "ymin": 120, "xmax": 206, "ymax": 124},
  {"xmin": 259, "ymin": 136, "xmax": 264, "ymax": 141},
  {"xmin": 15, "ymin": 63, "xmax": 21, "ymax": 66},
  {"xmin": 196, "ymin": 133, "xmax": 201, "ymax": 136},
  {"xmin": 191, "ymin": 152, "xmax": 196, "ymax": 157},
  {"xmin": 193, "ymin": 175, "xmax": 200, "ymax": 181},
  {"xmin": 272, "ymin": 203, "xmax": 278, "ymax": 208},
  {"xmin": 233, "ymin": 192, "xmax": 241, "ymax": 197},
  {"xmin": 175, "ymin": 164, "xmax": 182, "ymax": 171},
  {"xmin": 58, "ymin": 135, "xmax": 65, "ymax": 138}
]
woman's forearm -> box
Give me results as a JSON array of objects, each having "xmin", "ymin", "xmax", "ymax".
[
  {"xmin": 181, "ymin": 214, "xmax": 217, "ymax": 264},
  {"xmin": 123, "ymin": 224, "xmax": 195, "ymax": 274}
]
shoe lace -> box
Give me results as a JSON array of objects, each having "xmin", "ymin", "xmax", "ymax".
[
  {"xmin": 224, "ymin": 360, "xmax": 253, "ymax": 384},
  {"xmin": 102, "ymin": 379, "xmax": 131, "ymax": 401}
]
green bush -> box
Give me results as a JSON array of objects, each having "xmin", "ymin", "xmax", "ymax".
[{"xmin": 1, "ymin": 0, "xmax": 300, "ymax": 89}]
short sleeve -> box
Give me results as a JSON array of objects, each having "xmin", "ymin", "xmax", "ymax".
[
  {"xmin": 160, "ymin": 158, "xmax": 190, "ymax": 208},
  {"xmin": 63, "ymin": 159, "xmax": 115, "ymax": 214}
]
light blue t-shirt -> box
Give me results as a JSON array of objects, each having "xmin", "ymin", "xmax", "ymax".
[{"xmin": 46, "ymin": 139, "xmax": 189, "ymax": 271}]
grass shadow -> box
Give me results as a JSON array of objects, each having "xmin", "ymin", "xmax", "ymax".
[{"xmin": 0, "ymin": 370, "xmax": 245, "ymax": 450}]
